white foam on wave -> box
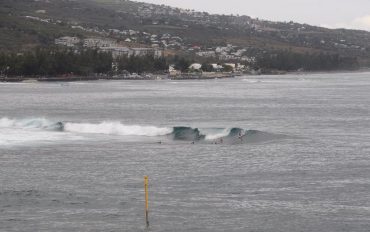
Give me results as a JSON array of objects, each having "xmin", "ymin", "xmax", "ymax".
[
  {"xmin": 64, "ymin": 121, "xmax": 173, "ymax": 137},
  {"xmin": 0, "ymin": 117, "xmax": 14, "ymax": 127},
  {"xmin": 200, "ymin": 128, "xmax": 231, "ymax": 140},
  {"xmin": 0, "ymin": 128, "xmax": 79, "ymax": 147},
  {"xmin": 0, "ymin": 117, "xmax": 55, "ymax": 129},
  {"xmin": 0, "ymin": 117, "xmax": 83, "ymax": 147},
  {"xmin": 1, "ymin": 117, "xmax": 173, "ymax": 137}
]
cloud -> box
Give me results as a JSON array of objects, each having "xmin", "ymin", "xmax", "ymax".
[{"xmin": 324, "ymin": 15, "xmax": 370, "ymax": 31}]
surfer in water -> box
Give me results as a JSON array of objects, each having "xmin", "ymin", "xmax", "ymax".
[{"xmin": 238, "ymin": 130, "xmax": 244, "ymax": 142}]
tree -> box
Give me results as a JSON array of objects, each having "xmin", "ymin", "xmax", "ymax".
[
  {"xmin": 222, "ymin": 64, "xmax": 234, "ymax": 72},
  {"xmin": 201, "ymin": 63, "xmax": 213, "ymax": 72},
  {"xmin": 172, "ymin": 56, "xmax": 192, "ymax": 72}
]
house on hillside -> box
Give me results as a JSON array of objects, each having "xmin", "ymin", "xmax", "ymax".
[
  {"xmin": 83, "ymin": 38, "xmax": 117, "ymax": 48},
  {"xmin": 100, "ymin": 47, "xmax": 163, "ymax": 59},
  {"xmin": 211, "ymin": 64, "xmax": 223, "ymax": 71},
  {"xmin": 55, "ymin": 36, "xmax": 80, "ymax": 47},
  {"xmin": 100, "ymin": 47, "xmax": 133, "ymax": 59},
  {"xmin": 196, "ymin": 51, "xmax": 216, "ymax": 58},
  {"xmin": 131, "ymin": 48, "xmax": 163, "ymax": 58},
  {"xmin": 169, "ymin": 65, "xmax": 181, "ymax": 76},
  {"xmin": 189, "ymin": 63, "xmax": 202, "ymax": 71},
  {"xmin": 223, "ymin": 63, "xmax": 236, "ymax": 71}
]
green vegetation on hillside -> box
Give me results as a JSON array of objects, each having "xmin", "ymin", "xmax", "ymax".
[
  {"xmin": 0, "ymin": 48, "xmax": 359, "ymax": 77},
  {"xmin": 0, "ymin": 48, "xmax": 174, "ymax": 76},
  {"xmin": 255, "ymin": 51, "xmax": 359, "ymax": 71},
  {"xmin": 0, "ymin": 49, "xmax": 113, "ymax": 76}
]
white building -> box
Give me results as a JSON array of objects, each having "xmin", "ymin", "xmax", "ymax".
[
  {"xmin": 131, "ymin": 48, "xmax": 163, "ymax": 58},
  {"xmin": 100, "ymin": 47, "xmax": 163, "ymax": 59},
  {"xmin": 224, "ymin": 63, "xmax": 236, "ymax": 71},
  {"xmin": 55, "ymin": 36, "xmax": 80, "ymax": 47},
  {"xmin": 100, "ymin": 47, "xmax": 133, "ymax": 59},
  {"xmin": 189, "ymin": 63, "xmax": 202, "ymax": 70},
  {"xmin": 169, "ymin": 65, "xmax": 182, "ymax": 76},
  {"xmin": 211, "ymin": 64, "xmax": 223, "ymax": 71},
  {"xmin": 83, "ymin": 38, "xmax": 117, "ymax": 48}
]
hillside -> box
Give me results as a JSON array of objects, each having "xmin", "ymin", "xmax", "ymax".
[{"xmin": 1, "ymin": 0, "xmax": 370, "ymax": 67}]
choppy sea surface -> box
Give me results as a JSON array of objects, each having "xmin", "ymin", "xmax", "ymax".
[{"xmin": 1, "ymin": 73, "xmax": 370, "ymax": 232}]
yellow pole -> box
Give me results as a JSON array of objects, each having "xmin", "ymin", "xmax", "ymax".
[{"xmin": 144, "ymin": 176, "xmax": 149, "ymax": 228}]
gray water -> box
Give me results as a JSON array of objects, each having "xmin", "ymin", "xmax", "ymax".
[{"xmin": 1, "ymin": 73, "xmax": 370, "ymax": 232}]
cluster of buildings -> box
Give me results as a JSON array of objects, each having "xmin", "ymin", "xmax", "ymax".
[
  {"xmin": 196, "ymin": 44, "xmax": 257, "ymax": 63},
  {"xmin": 169, "ymin": 62, "xmax": 248, "ymax": 76},
  {"xmin": 68, "ymin": 22, "xmax": 187, "ymax": 50},
  {"xmin": 55, "ymin": 36, "xmax": 163, "ymax": 59},
  {"xmin": 146, "ymin": 33, "xmax": 183, "ymax": 49},
  {"xmin": 134, "ymin": 3, "xmax": 253, "ymax": 29},
  {"xmin": 99, "ymin": 47, "xmax": 163, "ymax": 59},
  {"xmin": 54, "ymin": 36, "xmax": 81, "ymax": 47},
  {"xmin": 132, "ymin": 2, "xmax": 367, "ymax": 54},
  {"xmin": 54, "ymin": 36, "xmax": 257, "ymax": 67},
  {"xmin": 108, "ymin": 29, "xmax": 185, "ymax": 49},
  {"xmin": 136, "ymin": 4, "xmax": 206, "ymax": 19}
]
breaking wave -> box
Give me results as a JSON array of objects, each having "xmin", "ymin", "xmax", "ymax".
[
  {"xmin": 0, "ymin": 117, "xmax": 172, "ymax": 137},
  {"xmin": 0, "ymin": 117, "xmax": 63, "ymax": 131},
  {"xmin": 63, "ymin": 122, "xmax": 172, "ymax": 136},
  {"xmin": 0, "ymin": 117, "xmax": 287, "ymax": 144}
]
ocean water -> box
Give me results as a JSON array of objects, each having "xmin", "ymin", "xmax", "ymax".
[{"xmin": 1, "ymin": 73, "xmax": 370, "ymax": 231}]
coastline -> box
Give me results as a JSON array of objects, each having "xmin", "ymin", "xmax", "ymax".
[
  {"xmin": 0, "ymin": 72, "xmax": 240, "ymax": 83},
  {"xmin": 1, "ymin": 69, "xmax": 369, "ymax": 83}
]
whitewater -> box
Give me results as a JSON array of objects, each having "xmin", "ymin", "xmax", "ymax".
[
  {"xmin": 0, "ymin": 117, "xmax": 280, "ymax": 146},
  {"xmin": 1, "ymin": 73, "xmax": 370, "ymax": 232}
]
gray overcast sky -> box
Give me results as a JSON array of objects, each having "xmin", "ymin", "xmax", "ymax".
[{"xmin": 139, "ymin": 0, "xmax": 370, "ymax": 31}]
